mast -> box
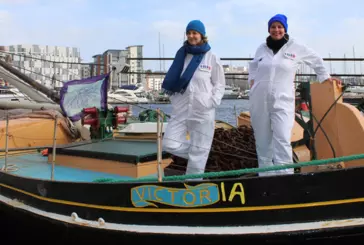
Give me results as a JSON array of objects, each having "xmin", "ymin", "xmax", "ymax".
[{"xmin": 158, "ymin": 32, "xmax": 162, "ymax": 72}]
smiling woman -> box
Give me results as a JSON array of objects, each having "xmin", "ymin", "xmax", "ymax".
[
  {"xmin": 160, "ymin": 19, "xmax": 226, "ymax": 178},
  {"xmin": 248, "ymin": 14, "xmax": 342, "ymax": 177}
]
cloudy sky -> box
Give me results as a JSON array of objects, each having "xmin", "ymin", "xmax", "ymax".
[{"xmin": 1, "ymin": 0, "xmax": 363, "ymax": 73}]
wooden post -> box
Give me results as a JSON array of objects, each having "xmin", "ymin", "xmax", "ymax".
[
  {"xmin": 156, "ymin": 108, "xmax": 163, "ymax": 182},
  {"xmin": 4, "ymin": 112, "xmax": 9, "ymax": 172},
  {"xmin": 128, "ymin": 105, "xmax": 133, "ymax": 117},
  {"xmin": 234, "ymin": 105, "xmax": 238, "ymax": 127},
  {"xmin": 51, "ymin": 116, "xmax": 58, "ymax": 180}
]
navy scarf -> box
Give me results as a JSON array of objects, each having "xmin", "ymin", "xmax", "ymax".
[{"xmin": 161, "ymin": 42, "xmax": 211, "ymax": 95}]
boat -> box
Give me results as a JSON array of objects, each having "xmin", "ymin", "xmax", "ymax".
[
  {"xmin": 237, "ymin": 89, "xmax": 250, "ymax": 99},
  {"xmin": 222, "ymin": 85, "xmax": 240, "ymax": 99},
  {"xmin": 345, "ymin": 85, "xmax": 364, "ymax": 94},
  {"xmin": 0, "ymin": 78, "xmax": 33, "ymax": 103},
  {"xmin": 343, "ymin": 86, "xmax": 364, "ymax": 105},
  {"xmin": 108, "ymin": 84, "xmax": 150, "ymax": 104},
  {"xmin": 0, "ymin": 85, "xmax": 32, "ymax": 103},
  {"xmin": 1, "ymin": 73, "xmax": 364, "ymax": 244},
  {"xmin": 153, "ymin": 92, "xmax": 170, "ymax": 103}
]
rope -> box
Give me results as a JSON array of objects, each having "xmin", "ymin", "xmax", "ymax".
[
  {"xmin": 93, "ymin": 153, "xmax": 364, "ymax": 183},
  {"xmin": 0, "ymin": 164, "xmax": 19, "ymax": 172}
]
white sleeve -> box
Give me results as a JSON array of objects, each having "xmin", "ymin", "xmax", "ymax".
[
  {"xmin": 211, "ymin": 54, "xmax": 226, "ymax": 107},
  {"xmin": 248, "ymin": 45, "xmax": 263, "ymax": 82},
  {"xmin": 300, "ymin": 45, "xmax": 330, "ymax": 83}
]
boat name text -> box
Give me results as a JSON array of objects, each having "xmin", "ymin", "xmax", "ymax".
[{"xmin": 131, "ymin": 182, "xmax": 245, "ymax": 208}]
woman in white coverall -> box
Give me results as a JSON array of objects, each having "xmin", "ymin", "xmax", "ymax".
[
  {"xmin": 248, "ymin": 14, "xmax": 341, "ymax": 176},
  {"xmin": 161, "ymin": 20, "xmax": 226, "ymax": 176}
]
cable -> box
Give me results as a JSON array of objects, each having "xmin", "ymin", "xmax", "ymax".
[
  {"xmin": 306, "ymin": 101, "xmax": 336, "ymax": 158},
  {"xmin": 3, "ymin": 62, "xmax": 63, "ymax": 83},
  {"xmin": 0, "ymin": 50, "xmax": 101, "ymax": 66},
  {"xmin": 312, "ymin": 83, "xmax": 350, "ymax": 136},
  {"xmin": 0, "ymin": 164, "xmax": 19, "ymax": 172},
  {"xmin": 304, "ymin": 83, "xmax": 353, "ymax": 159},
  {"xmin": 295, "ymin": 82, "xmax": 341, "ymax": 159}
]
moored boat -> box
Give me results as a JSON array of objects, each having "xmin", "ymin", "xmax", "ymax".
[{"xmin": 0, "ymin": 75, "xmax": 364, "ymax": 244}]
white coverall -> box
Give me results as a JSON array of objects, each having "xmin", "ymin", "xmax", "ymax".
[
  {"xmin": 163, "ymin": 50, "xmax": 226, "ymax": 176},
  {"xmin": 248, "ymin": 38, "xmax": 330, "ymax": 176}
]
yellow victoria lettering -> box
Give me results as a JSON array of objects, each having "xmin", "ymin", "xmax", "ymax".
[
  {"xmin": 131, "ymin": 183, "xmax": 220, "ymax": 208},
  {"xmin": 220, "ymin": 182, "xmax": 246, "ymax": 205},
  {"xmin": 131, "ymin": 182, "xmax": 245, "ymax": 208}
]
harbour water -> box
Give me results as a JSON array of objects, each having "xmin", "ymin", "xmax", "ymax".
[{"xmin": 128, "ymin": 99, "xmax": 250, "ymax": 127}]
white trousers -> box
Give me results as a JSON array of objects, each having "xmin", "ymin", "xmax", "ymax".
[
  {"xmin": 162, "ymin": 115, "xmax": 215, "ymax": 177},
  {"xmin": 250, "ymin": 100, "xmax": 295, "ymax": 176}
]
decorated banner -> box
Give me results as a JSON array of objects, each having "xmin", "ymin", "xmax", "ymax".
[{"xmin": 59, "ymin": 74, "xmax": 109, "ymax": 122}]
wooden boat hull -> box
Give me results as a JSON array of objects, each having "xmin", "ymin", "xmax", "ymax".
[
  {"xmin": 1, "ymin": 201, "xmax": 364, "ymax": 244},
  {"xmin": 1, "ymin": 166, "xmax": 364, "ymax": 243}
]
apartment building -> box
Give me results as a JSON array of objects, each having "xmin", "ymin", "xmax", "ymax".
[
  {"xmin": 4, "ymin": 44, "xmax": 81, "ymax": 88},
  {"xmin": 91, "ymin": 45, "xmax": 144, "ymax": 88}
]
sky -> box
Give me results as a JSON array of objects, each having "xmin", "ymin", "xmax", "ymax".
[{"xmin": 1, "ymin": 0, "xmax": 364, "ymax": 73}]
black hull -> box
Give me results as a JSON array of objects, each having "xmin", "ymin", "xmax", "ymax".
[
  {"xmin": 2, "ymin": 167, "xmax": 364, "ymax": 243},
  {"xmin": 1, "ymin": 201, "xmax": 364, "ymax": 244}
]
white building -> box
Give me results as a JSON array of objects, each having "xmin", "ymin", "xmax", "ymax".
[
  {"xmin": 145, "ymin": 73, "xmax": 165, "ymax": 91},
  {"xmin": 126, "ymin": 45, "xmax": 143, "ymax": 85},
  {"xmin": 91, "ymin": 45, "xmax": 144, "ymax": 88},
  {"xmin": 4, "ymin": 44, "xmax": 82, "ymax": 89}
]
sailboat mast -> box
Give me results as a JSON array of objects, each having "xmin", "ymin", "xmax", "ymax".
[{"xmin": 158, "ymin": 32, "xmax": 161, "ymax": 72}]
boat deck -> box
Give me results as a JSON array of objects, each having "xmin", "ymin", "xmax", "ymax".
[
  {"xmin": 0, "ymin": 151, "xmax": 159, "ymax": 182},
  {"xmin": 50, "ymin": 139, "xmax": 169, "ymax": 163}
]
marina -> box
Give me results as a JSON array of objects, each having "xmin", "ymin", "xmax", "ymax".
[
  {"xmin": 0, "ymin": 63, "xmax": 363, "ymax": 243},
  {"xmin": 0, "ymin": 11, "xmax": 364, "ymax": 242}
]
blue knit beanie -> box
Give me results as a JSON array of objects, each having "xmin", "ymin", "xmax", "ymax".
[
  {"xmin": 268, "ymin": 14, "xmax": 288, "ymax": 32},
  {"xmin": 186, "ymin": 20, "xmax": 206, "ymax": 36}
]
